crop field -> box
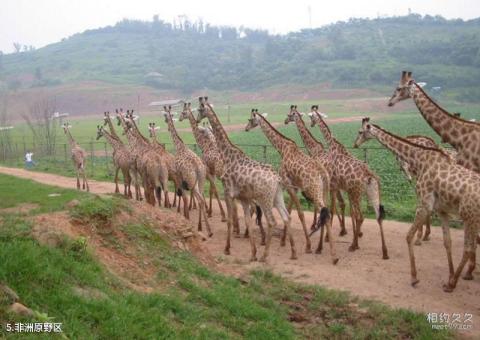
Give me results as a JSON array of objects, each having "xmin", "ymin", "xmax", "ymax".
[{"xmin": 1, "ymin": 97, "xmax": 479, "ymax": 223}]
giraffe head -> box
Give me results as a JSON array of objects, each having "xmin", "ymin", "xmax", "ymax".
[
  {"xmin": 388, "ymin": 71, "xmax": 414, "ymax": 107},
  {"xmin": 196, "ymin": 96, "xmax": 210, "ymax": 123},
  {"xmin": 115, "ymin": 108, "xmax": 124, "ymax": 126},
  {"xmin": 103, "ymin": 111, "xmax": 111, "ymax": 127},
  {"xmin": 284, "ymin": 105, "xmax": 303, "ymax": 124},
  {"xmin": 148, "ymin": 122, "xmax": 160, "ymax": 137},
  {"xmin": 179, "ymin": 102, "xmax": 195, "ymax": 122},
  {"xmin": 308, "ymin": 105, "xmax": 322, "ymax": 127},
  {"xmin": 245, "ymin": 109, "xmax": 268, "ymax": 131},
  {"xmin": 353, "ymin": 117, "xmax": 374, "ymax": 148},
  {"xmin": 96, "ymin": 125, "xmax": 105, "ymax": 140},
  {"xmin": 62, "ymin": 122, "xmax": 72, "ymax": 134}
]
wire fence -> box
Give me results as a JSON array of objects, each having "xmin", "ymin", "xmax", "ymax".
[{"xmin": 0, "ymin": 138, "xmax": 417, "ymax": 206}]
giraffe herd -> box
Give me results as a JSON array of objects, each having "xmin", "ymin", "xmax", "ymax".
[{"xmin": 61, "ymin": 71, "xmax": 478, "ymax": 293}]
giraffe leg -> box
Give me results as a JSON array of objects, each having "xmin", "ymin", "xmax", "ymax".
[
  {"xmin": 194, "ymin": 188, "xmax": 213, "ymax": 237},
  {"xmin": 377, "ymin": 215, "xmax": 389, "ymax": 260},
  {"xmin": 415, "ymin": 224, "xmax": 424, "ymax": 246},
  {"xmin": 336, "ymin": 191, "xmax": 347, "ymax": 236},
  {"xmin": 274, "ymin": 191, "xmax": 297, "ymax": 261},
  {"xmin": 423, "ymin": 214, "xmax": 431, "ymax": 241},
  {"xmin": 208, "ymin": 182, "xmax": 213, "ymax": 217},
  {"xmin": 76, "ymin": 169, "xmax": 81, "ymax": 190},
  {"xmin": 444, "ymin": 250, "xmax": 474, "ymax": 292},
  {"xmin": 212, "ymin": 178, "xmax": 226, "ymax": 222},
  {"xmin": 325, "ymin": 190, "xmax": 338, "ymax": 243},
  {"xmin": 240, "ymin": 200, "xmax": 257, "ymax": 262},
  {"xmin": 348, "ymin": 194, "xmax": 360, "ymax": 251},
  {"xmin": 462, "ymin": 251, "xmax": 476, "ymax": 281},
  {"xmin": 311, "ymin": 207, "xmax": 317, "ymax": 231},
  {"xmin": 81, "ymin": 166, "xmax": 89, "ymax": 192},
  {"xmin": 285, "ymin": 188, "xmax": 311, "ymax": 252},
  {"xmin": 231, "ymin": 200, "xmax": 241, "ymax": 237},
  {"xmin": 407, "ymin": 207, "xmax": 429, "ymax": 287},
  {"xmin": 324, "ymin": 214, "xmax": 339, "ymax": 264},
  {"xmin": 114, "ymin": 167, "xmax": 120, "ymax": 193},
  {"xmin": 223, "ymin": 194, "xmax": 234, "ymax": 255},
  {"xmin": 438, "ymin": 213, "xmax": 455, "ymax": 281}
]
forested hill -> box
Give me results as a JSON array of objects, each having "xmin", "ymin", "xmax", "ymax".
[{"xmin": 1, "ymin": 14, "xmax": 480, "ymax": 99}]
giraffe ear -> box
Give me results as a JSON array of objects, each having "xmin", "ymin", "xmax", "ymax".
[
  {"xmin": 261, "ymin": 112, "xmax": 268, "ymax": 117},
  {"xmin": 290, "ymin": 105, "xmax": 294, "ymax": 110},
  {"xmin": 299, "ymin": 112, "xmax": 305, "ymax": 116},
  {"xmin": 307, "ymin": 112, "xmax": 313, "ymax": 117}
]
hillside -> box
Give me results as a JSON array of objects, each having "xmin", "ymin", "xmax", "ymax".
[{"xmin": 1, "ymin": 14, "xmax": 480, "ymax": 101}]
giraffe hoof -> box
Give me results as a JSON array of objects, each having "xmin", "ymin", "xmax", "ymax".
[
  {"xmin": 442, "ymin": 284, "xmax": 454, "ymax": 293},
  {"xmin": 224, "ymin": 249, "xmax": 230, "ymax": 255},
  {"xmin": 221, "ymin": 217, "xmax": 227, "ymax": 222},
  {"xmin": 422, "ymin": 236, "xmax": 430, "ymax": 241},
  {"xmin": 280, "ymin": 240, "xmax": 286, "ymax": 247},
  {"xmin": 305, "ymin": 247, "xmax": 312, "ymax": 254},
  {"xmin": 315, "ymin": 248, "xmax": 322, "ymax": 254},
  {"xmin": 324, "ymin": 236, "xmax": 330, "ymax": 243},
  {"xmin": 260, "ymin": 256, "xmax": 268, "ymax": 263},
  {"xmin": 462, "ymin": 273, "xmax": 474, "ymax": 281},
  {"xmin": 234, "ymin": 233, "xmax": 241, "ymax": 238},
  {"xmin": 208, "ymin": 232, "xmax": 213, "ymax": 238},
  {"xmin": 411, "ymin": 279, "xmax": 420, "ymax": 287},
  {"xmin": 358, "ymin": 232, "xmax": 363, "ymax": 238},
  {"xmin": 414, "ymin": 240, "xmax": 422, "ymax": 246},
  {"xmin": 260, "ymin": 240, "xmax": 266, "ymax": 246},
  {"xmin": 250, "ymin": 256, "xmax": 258, "ymax": 262},
  {"xmin": 382, "ymin": 254, "xmax": 389, "ymax": 260},
  {"xmin": 339, "ymin": 230, "xmax": 347, "ymax": 237},
  {"xmin": 332, "ymin": 258, "xmax": 339, "ymax": 265},
  {"xmin": 348, "ymin": 245, "xmax": 356, "ymax": 252}
]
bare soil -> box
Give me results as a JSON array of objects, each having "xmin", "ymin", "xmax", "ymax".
[{"xmin": 1, "ymin": 166, "xmax": 479, "ymax": 337}]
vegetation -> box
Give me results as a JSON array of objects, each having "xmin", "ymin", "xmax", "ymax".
[
  {"xmin": 0, "ymin": 177, "xmax": 452, "ymax": 339},
  {"xmin": 2, "ymin": 14, "xmax": 480, "ymax": 100}
]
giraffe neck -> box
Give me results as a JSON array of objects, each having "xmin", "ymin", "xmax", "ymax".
[
  {"xmin": 410, "ymin": 83, "xmax": 472, "ymax": 147},
  {"xmin": 187, "ymin": 112, "xmax": 209, "ymax": 152},
  {"xmin": 294, "ymin": 113, "xmax": 324, "ymax": 153},
  {"xmin": 101, "ymin": 130, "xmax": 124, "ymax": 150},
  {"xmin": 369, "ymin": 124, "xmax": 433, "ymax": 170},
  {"xmin": 149, "ymin": 129, "xmax": 166, "ymax": 150},
  {"xmin": 166, "ymin": 114, "xmax": 185, "ymax": 152},
  {"xmin": 65, "ymin": 130, "xmax": 78, "ymax": 148},
  {"xmin": 256, "ymin": 113, "xmax": 294, "ymax": 155},
  {"xmin": 203, "ymin": 107, "xmax": 243, "ymax": 161},
  {"xmin": 315, "ymin": 117, "xmax": 346, "ymax": 155},
  {"xmin": 106, "ymin": 117, "xmax": 120, "ymax": 140},
  {"xmin": 131, "ymin": 120, "xmax": 150, "ymax": 144}
]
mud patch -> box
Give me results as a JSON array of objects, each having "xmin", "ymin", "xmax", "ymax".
[{"xmin": 1, "ymin": 203, "xmax": 40, "ymax": 215}]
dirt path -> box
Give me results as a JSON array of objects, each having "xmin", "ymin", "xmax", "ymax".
[{"xmin": 1, "ymin": 166, "xmax": 479, "ymax": 336}]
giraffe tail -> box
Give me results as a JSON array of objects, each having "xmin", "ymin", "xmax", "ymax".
[
  {"xmin": 255, "ymin": 205, "xmax": 262, "ymax": 226},
  {"xmin": 309, "ymin": 207, "xmax": 330, "ymax": 236},
  {"xmin": 365, "ymin": 176, "xmax": 385, "ymax": 224}
]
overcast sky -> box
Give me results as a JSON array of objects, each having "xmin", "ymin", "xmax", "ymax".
[{"xmin": 1, "ymin": 0, "xmax": 479, "ymax": 53}]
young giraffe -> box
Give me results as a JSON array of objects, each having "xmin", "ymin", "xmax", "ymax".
[
  {"xmin": 309, "ymin": 110, "xmax": 389, "ymax": 259},
  {"xmin": 389, "ymin": 71, "xmax": 480, "ymax": 245},
  {"xmin": 117, "ymin": 110, "xmax": 167, "ymax": 206},
  {"xmin": 163, "ymin": 105, "xmax": 212, "ymax": 237},
  {"xmin": 178, "ymin": 102, "xmax": 227, "ymax": 221},
  {"xmin": 245, "ymin": 109, "xmax": 337, "ymax": 261},
  {"xmin": 102, "ymin": 111, "xmax": 141, "ymax": 199},
  {"xmin": 355, "ymin": 118, "xmax": 478, "ymax": 292},
  {"xmin": 62, "ymin": 123, "xmax": 89, "ymax": 192},
  {"xmin": 284, "ymin": 106, "xmax": 347, "ymax": 236},
  {"xmin": 197, "ymin": 97, "xmax": 297, "ymax": 262},
  {"xmin": 147, "ymin": 122, "xmax": 181, "ymax": 208},
  {"xmin": 96, "ymin": 125, "xmax": 134, "ymax": 198}
]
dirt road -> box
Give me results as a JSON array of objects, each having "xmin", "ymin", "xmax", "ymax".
[{"xmin": 1, "ymin": 166, "xmax": 479, "ymax": 337}]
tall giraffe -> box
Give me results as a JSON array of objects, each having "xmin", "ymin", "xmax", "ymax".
[
  {"xmin": 284, "ymin": 106, "xmax": 347, "ymax": 235},
  {"xmin": 178, "ymin": 102, "xmax": 226, "ymax": 221},
  {"xmin": 388, "ymin": 71, "xmax": 480, "ymax": 173},
  {"xmin": 62, "ymin": 123, "xmax": 89, "ymax": 192},
  {"xmin": 163, "ymin": 105, "xmax": 212, "ymax": 236},
  {"xmin": 102, "ymin": 111, "xmax": 140, "ymax": 199},
  {"xmin": 309, "ymin": 110, "xmax": 389, "ymax": 259},
  {"xmin": 197, "ymin": 97, "xmax": 297, "ymax": 262},
  {"xmin": 355, "ymin": 118, "xmax": 478, "ymax": 292},
  {"xmin": 96, "ymin": 125, "xmax": 136, "ymax": 198},
  {"xmin": 117, "ymin": 110, "xmax": 167, "ymax": 206},
  {"xmin": 147, "ymin": 122, "xmax": 180, "ymax": 208},
  {"xmin": 245, "ymin": 109, "xmax": 337, "ymax": 262}
]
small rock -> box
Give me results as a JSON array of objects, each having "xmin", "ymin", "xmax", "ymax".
[
  {"xmin": 8, "ymin": 302, "xmax": 34, "ymax": 317},
  {"xmin": 65, "ymin": 199, "xmax": 80, "ymax": 209}
]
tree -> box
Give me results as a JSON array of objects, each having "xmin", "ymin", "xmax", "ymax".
[{"xmin": 13, "ymin": 42, "xmax": 21, "ymax": 53}]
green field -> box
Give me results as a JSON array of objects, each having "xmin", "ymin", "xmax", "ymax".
[
  {"xmin": 2, "ymin": 98, "xmax": 479, "ymax": 223},
  {"xmin": 0, "ymin": 174, "xmax": 451, "ymax": 339}
]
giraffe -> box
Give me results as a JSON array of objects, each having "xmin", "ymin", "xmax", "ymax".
[
  {"xmin": 102, "ymin": 111, "xmax": 141, "ymax": 199},
  {"xmin": 392, "ymin": 135, "xmax": 457, "ymax": 245},
  {"xmin": 117, "ymin": 110, "xmax": 167, "ymax": 206},
  {"xmin": 309, "ymin": 109, "xmax": 389, "ymax": 259},
  {"xmin": 147, "ymin": 122, "xmax": 181, "ymax": 208},
  {"xmin": 163, "ymin": 105, "xmax": 212, "ymax": 237},
  {"xmin": 245, "ymin": 109, "xmax": 337, "ymax": 261},
  {"xmin": 284, "ymin": 106, "xmax": 347, "ymax": 236},
  {"xmin": 198, "ymin": 121, "xmax": 265, "ymax": 243},
  {"xmin": 197, "ymin": 97, "xmax": 297, "ymax": 262},
  {"xmin": 178, "ymin": 102, "xmax": 227, "ymax": 221},
  {"xmin": 388, "ymin": 71, "xmax": 480, "ymax": 245},
  {"xmin": 96, "ymin": 125, "xmax": 135, "ymax": 198},
  {"xmin": 62, "ymin": 123, "xmax": 89, "ymax": 191},
  {"xmin": 354, "ymin": 118, "xmax": 479, "ymax": 292}
]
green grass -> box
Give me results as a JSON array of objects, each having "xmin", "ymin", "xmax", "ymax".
[
  {"xmin": 0, "ymin": 178, "xmax": 452, "ymax": 339},
  {"xmin": 0, "ymin": 173, "xmax": 88, "ymax": 215}
]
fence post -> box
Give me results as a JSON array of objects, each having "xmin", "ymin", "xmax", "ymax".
[
  {"xmin": 104, "ymin": 142, "xmax": 110, "ymax": 175},
  {"xmin": 90, "ymin": 140, "xmax": 94, "ymax": 177},
  {"xmin": 22, "ymin": 136, "xmax": 26, "ymax": 156},
  {"xmin": 64, "ymin": 143, "xmax": 68, "ymax": 169},
  {"xmin": 262, "ymin": 145, "xmax": 267, "ymax": 163},
  {"xmin": 15, "ymin": 143, "xmax": 19, "ymax": 165}
]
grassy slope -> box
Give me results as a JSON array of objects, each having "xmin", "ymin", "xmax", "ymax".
[{"xmin": 0, "ymin": 174, "xmax": 451, "ymax": 339}]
